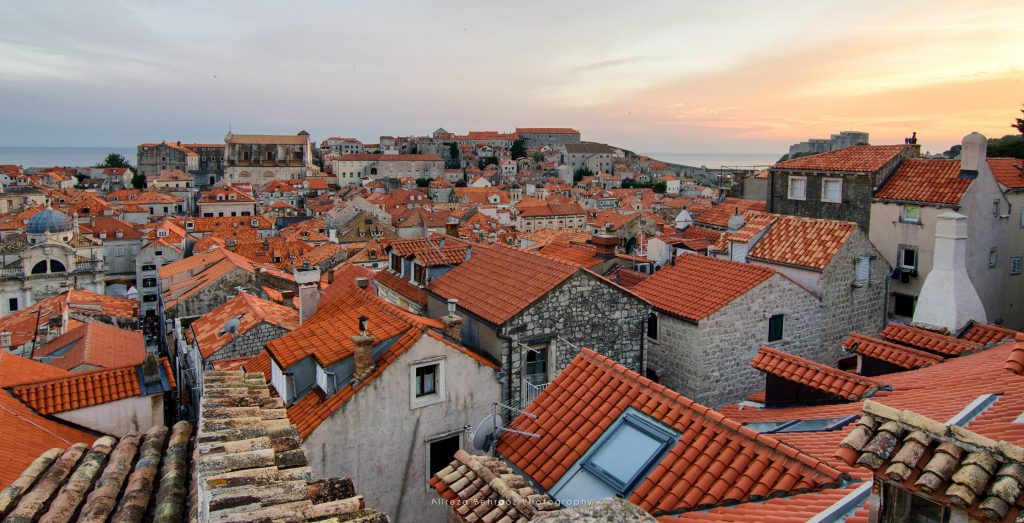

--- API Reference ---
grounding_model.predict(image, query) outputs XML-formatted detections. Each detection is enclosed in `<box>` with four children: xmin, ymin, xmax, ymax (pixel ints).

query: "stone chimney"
<box><xmin>959</xmin><ymin>132</ymin><xmax>987</xmax><ymax>179</ymax></box>
<box><xmin>352</xmin><ymin>315</ymin><xmax>375</xmax><ymax>380</ymax></box>
<box><xmin>142</xmin><ymin>353</ymin><xmax>162</xmax><ymax>385</ymax></box>
<box><xmin>293</xmin><ymin>262</ymin><xmax>322</xmax><ymax>324</ymax></box>
<box><xmin>912</xmin><ymin>211</ymin><xmax>986</xmax><ymax>332</ymax></box>
<box><xmin>441</xmin><ymin>299</ymin><xmax>463</xmax><ymax>343</ymax></box>
<box><xmin>727</xmin><ymin>207</ymin><xmax>745</xmax><ymax>232</ymax></box>
<box><xmin>593</xmin><ymin>232</ymin><xmax>618</xmax><ymax>259</ymax></box>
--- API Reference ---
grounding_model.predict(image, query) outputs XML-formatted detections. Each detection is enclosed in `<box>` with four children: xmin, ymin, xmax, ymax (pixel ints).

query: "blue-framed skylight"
<box><xmin>745</xmin><ymin>415</ymin><xmax>858</xmax><ymax>434</ymax></box>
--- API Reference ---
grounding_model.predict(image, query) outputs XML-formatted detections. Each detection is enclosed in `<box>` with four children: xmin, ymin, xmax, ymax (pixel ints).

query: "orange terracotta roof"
<box><xmin>989</xmin><ymin>157</ymin><xmax>1024</xmax><ymax>190</ymax></box>
<box><xmin>0</xmin><ymin>389</ymin><xmax>98</xmax><ymax>487</ymax></box>
<box><xmin>372</xmin><ymin>271</ymin><xmax>427</xmax><ymax>307</ymax></box>
<box><xmin>603</xmin><ymin>266</ymin><xmax>649</xmax><ymax>288</ymax></box>
<box><xmin>35</xmin><ymin>322</ymin><xmax>145</xmax><ymax>371</ymax></box>
<box><xmin>535</xmin><ymin>241</ymin><xmax>603</xmax><ymax>268</ymax></box>
<box><xmin>518</xmin><ymin>202</ymin><xmax>584</xmax><ymax>218</ymax></box>
<box><xmin>879</xmin><ymin>323</ymin><xmax>982</xmax><ymax>357</ymax></box>
<box><xmin>745</xmin><ymin>214</ymin><xmax>856</xmax><ymax>270</ymax></box>
<box><xmin>515</xmin><ymin>127</ymin><xmax>578</xmax><ymax>134</ymax></box>
<box><xmin>190</xmin><ymin>293</ymin><xmax>298</xmax><ymax>359</ymax></box>
<box><xmin>319</xmin><ymin>262</ymin><xmax>375</xmax><ymax>308</ymax></box>
<box><xmin>751</xmin><ymin>346</ymin><xmax>881</xmax><ymax>400</ymax></box>
<box><xmin>9</xmin><ymin>358</ymin><xmax>174</xmax><ymax>415</ymax></box>
<box><xmin>498</xmin><ymin>349</ymin><xmax>849</xmax><ymax>514</ymax></box>
<box><xmin>427</xmin><ymin>244</ymin><xmax>578</xmax><ymax>326</ymax></box>
<box><xmin>874</xmin><ymin>158</ymin><xmax>970</xmax><ymax>205</ymax></box>
<box><xmin>841</xmin><ymin>332</ymin><xmax>944</xmax><ymax>370</ymax></box>
<box><xmin>0</xmin><ymin>351</ymin><xmax>70</xmax><ymax>387</ymax></box>
<box><xmin>661</xmin><ymin>483</ymin><xmax>866</xmax><ymax>522</ymax></box>
<box><xmin>268</xmin><ymin>279</ymin><xmax>439</xmax><ymax>368</ymax></box>
<box><xmin>960</xmin><ymin>322</ymin><xmax>1019</xmax><ymax>345</ymax></box>
<box><xmin>632</xmin><ymin>254</ymin><xmax>775</xmax><ymax>322</ymax></box>
<box><xmin>1005</xmin><ymin>339</ymin><xmax>1024</xmax><ymax>376</ymax></box>
<box><xmin>692</xmin><ymin>198</ymin><xmax>767</xmax><ymax>229</ymax></box>
<box><xmin>773</xmin><ymin>145</ymin><xmax>910</xmax><ymax>173</ymax></box>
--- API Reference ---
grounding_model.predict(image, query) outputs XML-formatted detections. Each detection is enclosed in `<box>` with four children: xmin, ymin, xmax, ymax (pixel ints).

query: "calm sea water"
<box><xmin>642</xmin><ymin>152</ymin><xmax>783</xmax><ymax>169</ymax></box>
<box><xmin>0</xmin><ymin>146</ymin><xmax>137</xmax><ymax>168</ymax></box>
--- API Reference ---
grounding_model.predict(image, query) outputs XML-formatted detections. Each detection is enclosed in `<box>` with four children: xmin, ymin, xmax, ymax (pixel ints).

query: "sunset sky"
<box><xmin>1</xmin><ymin>0</ymin><xmax>1021</xmax><ymax>155</ymax></box>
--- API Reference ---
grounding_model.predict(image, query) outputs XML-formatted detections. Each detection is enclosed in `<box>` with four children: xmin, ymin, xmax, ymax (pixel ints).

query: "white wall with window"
<box><xmin>410</xmin><ymin>357</ymin><xmax>445</xmax><ymax>409</ymax></box>
<box><xmin>900</xmin><ymin>205</ymin><xmax>921</xmax><ymax>224</ymax></box>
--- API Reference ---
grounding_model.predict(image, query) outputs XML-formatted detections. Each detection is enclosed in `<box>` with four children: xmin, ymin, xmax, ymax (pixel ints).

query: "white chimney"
<box><xmin>959</xmin><ymin>132</ymin><xmax>987</xmax><ymax>179</ymax></box>
<box><xmin>292</xmin><ymin>262</ymin><xmax>322</xmax><ymax>324</ymax></box>
<box><xmin>912</xmin><ymin>211</ymin><xmax>986</xmax><ymax>332</ymax></box>
<box><xmin>674</xmin><ymin>208</ymin><xmax>693</xmax><ymax>230</ymax></box>
<box><xmin>727</xmin><ymin>207</ymin><xmax>745</xmax><ymax>232</ymax></box>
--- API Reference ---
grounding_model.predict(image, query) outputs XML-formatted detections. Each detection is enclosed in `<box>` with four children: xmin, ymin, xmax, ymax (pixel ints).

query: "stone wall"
<box><xmin>170</xmin><ymin>269</ymin><xmax>256</xmax><ymax>318</ymax></box>
<box><xmin>205</xmin><ymin>322</ymin><xmax>290</xmax><ymax>364</ymax></box>
<box><xmin>768</xmin><ymin>172</ymin><xmax>877</xmax><ymax>232</ymax></box>
<box><xmin>501</xmin><ymin>271</ymin><xmax>649</xmax><ymax>405</ymax></box>
<box><xmin>647</xmin><ymin>274</ymin><xmax>822</xmax><ymax>407</ymax></box>
<box><xmin>819</xmin><ymin>228</ymin><xmax>890</xmax><ymax>353</ymax></box>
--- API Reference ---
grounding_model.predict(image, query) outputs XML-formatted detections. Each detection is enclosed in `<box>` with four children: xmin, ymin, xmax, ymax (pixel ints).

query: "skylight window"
<box><xmin>549</xmin><ymin>408</ymin><xmax>677</xmax><ymax>505</ymax></box>
<box><xmin>745</xmin><ymin>415</ymin><xmax>857</xmax><ymax>434</ymax></box>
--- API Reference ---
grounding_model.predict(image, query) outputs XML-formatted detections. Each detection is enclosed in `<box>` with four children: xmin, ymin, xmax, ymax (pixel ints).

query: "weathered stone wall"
<box><xmin>205</xmin><ymin>322</ymin><xmax>290</xmax><ymax>363</ymax></box>
<box><xmin>170</xmin><ymin>269</ymin><xmax>256</xmax><ymax>318</ymax></box>
<box><xmin>768</xmin><ymin>172</ymin><xmax>876</xmax><ymax>232</ymax></box>
<box><xmin>501</xmin><ymin>271</ymin><xmax>649</xmax><ymax>405</ymax></box>
<box><xmin>647</xmin><ymin>273</ymin><xmax>822</xmax><ymax>407</ymax></box>
<box><xmin>819</xmin><ymin>228</ymin><xmax>890</xmax><ymax>353</ymax></box>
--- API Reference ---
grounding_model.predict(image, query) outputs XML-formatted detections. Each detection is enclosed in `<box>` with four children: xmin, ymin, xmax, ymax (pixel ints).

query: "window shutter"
<box><xmin>856</xmin><ymin>256</ymin><xmax>870</xmax><ymax>284</ymax></box>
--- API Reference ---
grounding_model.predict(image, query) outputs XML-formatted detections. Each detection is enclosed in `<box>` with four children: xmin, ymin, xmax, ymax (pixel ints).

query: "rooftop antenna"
<box><xmin>469</xmin><ymin>402</ymin><xmax>540</xmax><ymax>454</ymax></box>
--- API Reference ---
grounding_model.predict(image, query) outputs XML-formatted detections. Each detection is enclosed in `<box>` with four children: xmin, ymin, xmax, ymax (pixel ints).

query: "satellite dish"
<box><xmin>221</xmin><ymin>317</ymin><xmax>241</xmax><ymax>337</ymax></box>
<box><xmin>471</xmin><ymin>412</ymin><xmax>503</xmax><ymax>452</ymax></box>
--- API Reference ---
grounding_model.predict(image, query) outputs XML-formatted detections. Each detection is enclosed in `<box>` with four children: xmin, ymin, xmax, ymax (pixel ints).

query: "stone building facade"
<box><xmin>224</xmin><ymin>133</ymin><xmax>313</xmax><ymax>183</ymax></box>
<box><xmin>645</xmin><ymin>274</ymin><xmax>822</xmax><ymax>408</ymax></box>
<box><xmin>205</xmin><ymin>322</ymin><xmax>290</xmax><ymax>364</ymax></box>
<box><xmin>516</xmin><ymin>128</ymin><xmax>581</xmax><ymax>149</ymax></box>
<box><xmin>137</xmin><ymin>141</ymin><xmax>224</xmax><ymax>186</ymax></box>
<box><xmin>427</xmin><ymin>269</ymin><xmax>650</xmax><ymax>406</ymax></box>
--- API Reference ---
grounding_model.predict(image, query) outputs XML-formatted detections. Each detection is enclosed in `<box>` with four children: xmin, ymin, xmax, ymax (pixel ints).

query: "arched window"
<box><xmin>49</xmin><ymin>260</ymin><xmax>66</xmax><ymax>273</ymax></box>
<box><xmin>31</xmin><ymin>261</ymin><xmax>48</xmax><ymax>274</ymax></box>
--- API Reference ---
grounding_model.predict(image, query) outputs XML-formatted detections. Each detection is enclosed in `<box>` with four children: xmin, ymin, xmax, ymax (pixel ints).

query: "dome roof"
<box><xmin>27</xmin><ymin>208</ymin><xmax>72</xmax><ymax>234</ymax></box>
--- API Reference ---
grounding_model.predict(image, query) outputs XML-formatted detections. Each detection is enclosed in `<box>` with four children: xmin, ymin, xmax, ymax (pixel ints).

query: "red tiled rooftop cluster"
<box><xmin>773</xmin><ymin>145</ymin><xmax>910</xmax><ymax>173</ymax></box>
<box><xmin>842</xmin><ymin>332</ymin><xmax>944</xmax><ymax>370</ymax></box>
<box><xmin>632</xmin><ymin>254</ymin><xmax>774</xmax><ymax>322</ymax></box>
<box><xmin>874</xmin><ymin>158</ymin><xmax>971</xmax><ymax>205</ymax></box>
<box><xmin>751</xmin><ymin>346</ymin><xmax>882</xmax><ymax>400</ymax></box>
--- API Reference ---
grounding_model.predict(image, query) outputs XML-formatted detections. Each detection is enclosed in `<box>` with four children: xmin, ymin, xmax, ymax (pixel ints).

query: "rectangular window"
<box><xmin>901</xmin><ymin>205</ymin><xmax>921</xmax><ymax>224</ymax></box>
<box><xmin>768</xmin><ymin>314</ymin><xmax>784</xmax><ymax>342</ymax></box>
<box><xmin>646</xmin><ymin>313</ymin><xmax>658</xmax><ymax>340</ymax></box>
<box><xmin>821</xmin><ymin>178</ymin><xmax>842</xmax><ymax>203</ymax></box>
<box><xmin>893</xmin><ymin>293</ymin><xmax>916</xmax><ymax>318</ymax></box>
<box><xmin>143</xmin><ymin>277</ymin><xmax>157</xmax><ymax>288</ymax></box>
<box><xmin>1012</xmin><ymin>256</ymin><xmax>1022</xmax><ymax>275</ymax></box>
<box><xmin>415</xmin><ymin>364</ymin><xmax>437</xmax><ymax>397</ymax></box>
<box><xmin>989</xmin><ymin>247</ymin><xmax>998</xmax><ymax>268</ymax></box>
<box><xmin>142</xmin><ymin>294</ymin><xmax>158</xmax><ymax>303</ymax></box>
<box><xmin>854</xmin><ymin>255</ymin><xmax>871</xmax><ymax>286</ymax></box>
<box><xmin>883</xmin><ymin>483</ymin><xmax>949</xmax><ymax>523</ymax></box>
<box><xmin>115</xmin><ymin>246</ymin><xmax>125</xmax><ymax>257</ymax></box>
<box><xmin>141</xmin><ymin>264</ymin><xmax>157</xmax><ymax>272</ymax></box>
<box><xmin>8</xmin><ymin>298</ymin><xmax>18</xmax><ymax>312</ymax></box>
<box><xmin>428</xmin><ymin>435</ymin><xmax>461</xmax><ymax>479</ymax></box>
<box><xmin>787</xmin><ymin>176</ymin><xmax>806</xmax><ymax>200</ymax></box>
<box><xmin>898</xmin><ymin>245</ymin><xmax>918</xmax><ymax>271</ymax></box>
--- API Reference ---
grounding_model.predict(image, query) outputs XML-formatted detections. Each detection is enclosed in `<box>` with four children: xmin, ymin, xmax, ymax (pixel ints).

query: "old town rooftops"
<box><xmin>497</xmin><ymin>348</ymin><xmax>849</xmax><ymax>515</ymax></box>
<box><xmin>772</xmin><ymin>144</ymin><xmax>913</xmax><ymax>173</ymax></box>
<box><xmin>632</xmin><ymin>253</ymin><xmax>776</xmax><ymax>322</ymax></box>
<box><xmin>874</xmin><ymin>158</ymin><xmax>973</xmax><ymax>205</ymax></box>
<box><xmin>189</xmin><ymin>292</ymin><xmax>299</xmax><ymax>360</ymax></box>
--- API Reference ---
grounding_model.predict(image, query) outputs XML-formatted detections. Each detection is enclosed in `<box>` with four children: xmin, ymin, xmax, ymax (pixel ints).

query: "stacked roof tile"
<box><xmin>988</xmin><ymin>157</ymin><xmax>1024</xmax><ymax>190</ymax></box>
<box><xmin>837</xmin><ymin>400</ymin><xmax>1024</xmax><ymax>522</ymax></box>
<box><xmin>843</xmin><ymin>332</ymin><xmax>945</xmax><ymax>370</ymax></box>
<box><xmin>691</xmin><ymin>198</ymin><xmax>767</xmax><ymax>229</ymax></box>
<box><xmin>427</xmin><ymin>244</ymin><xmax>579</xmax><ymax>326</ymax></box>
<box><xmin>880</xmin><ymin>323</ymin><xmax>982</xmax><ymax>357</ymax></box>
<box><xmin>188</xmin><ymin>292</ymin><xmax>298</xmax><ymax>360</ymax></box>
<box><xmin>429</xmin><ymin>450</ymin><xmax>560</xmax><ymax>522</ymax></box>
<box><xmin>751</xmin><ymin>346</ymin><xmax>882</xmax><ymax>400</ymax></box>
<box><xmin>10</xmin><ymin>358</ymin><xmax>174</xmax><ymax>415</ymax></box>
<box><xmin>498</xmin><ymin>349</ymin><xmax>849</xmax><ymax>515</ymax></box>
<box><xmin>874</xmin><ymin>158</ymin><xmax>971</xmax><ymax>205</ymax></box>
<box><xmin>35</xmin><ymin>322</ymin><xmax>145</xmax><ymax>371</ymax></box>
<box><xmin>961</xmin><ymin>322</ymin><xmax>1019</xmax><ymax>346</ymax></box>
<box><xmin>632</xmin><ymin>253</ymin><xmax>775</xmax><ymax>322</ymax></box>
<box><xmin>745</xmin><ymin>214</ymin><xmax>856</xmax><ymax>270</ymax></box>
<box><xmin>773</xmin><ymin>145</ymin><xmax>911</xmax><ymax>173</ymax></box>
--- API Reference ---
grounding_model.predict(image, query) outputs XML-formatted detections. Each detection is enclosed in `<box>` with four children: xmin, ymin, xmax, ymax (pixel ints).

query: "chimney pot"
<box><xmin>352</xmin><ymin>317</ymin><xmax>375</xmax><ymax>379</ymax></box>
<box><xmin>442</xmin><ymin>299</ymin><xmax>463</xmax><ymax>343</ymax></box>
<box><xmin>355</xmin><ymin>277</ymin><xmax>369</xmax><ymax>289</ymax></box>
<box><xmin>959</xmin><ymin>132</ymin><xmax>987</xmax><ymax>179</ymax></box>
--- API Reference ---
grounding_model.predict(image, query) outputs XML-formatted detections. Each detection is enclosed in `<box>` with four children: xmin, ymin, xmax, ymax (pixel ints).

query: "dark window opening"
<box><xmin>525</xmin><ymin>348</ymin><xmax>548</xmax><ymax>386</ymax></box>
<box><xmin>8</xmin><ymin>298</ymin><xmax>18</xmax><ymax>312</ymax></box>
<box><xmin>646</xmin><ymin>313</ymin><xmax>658</xmax><ymax>340</ymax></box>
<box><xmin>428</xmin><ymin>435</ymin><xmax>461</xmax><ymax>478</ymax></box>
<box><xmin>893</xmin><ymin>293</ymin><xmax>917</xmax><ymax>318</ymax></box>
<box><xmin>768</xmin><ymin>314</ymin><xmax>784</xmax><ymax>342</ymax></box>
<box><xmin>30</xmin><ymin>261</ymin><xmax>48</xmax><ymax>274</ymax></box>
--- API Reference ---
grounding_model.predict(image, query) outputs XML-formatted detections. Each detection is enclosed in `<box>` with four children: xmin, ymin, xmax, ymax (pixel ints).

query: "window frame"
<box><xmin>1011</xmin><ymin>256</ymin><xmax>1022</xmax><ymax>276</ymax></box>
<box><xmin>820</xmin><ymin>178</ymin><xmax>842</xmax><ymax>203</ymax></box>
<box><xmin>898</xmin><ymin>245</ymin><xmax>918</xmax><ymax>272</ymax></box>
<box><xmin>573</xmin><ymin>409</ymin><xmax>678</xmax><ymax>496</ymax></box>
<box><xmin>787</xmin><ymin>175</ymin><xmax>807</xmax><ymax>201</ymax></box>
<box><xmin>900</xmin><ymin>205</ymin><xmax>921</xmax><ymax>224</ymax></box>
<box><xmin>854</xmin><ymin>255</ymin><xmax>871</xmax><ymax>287</ymax></box>
<box><xmin>410</xmin><ymin>357</ymin><xmax>445</xmax><ymax>409</ymax></box>
<box><xmin>989</xmin><ymin>247</ymin><xmax>998</xmax><ymax>268</ymax></box>
<box><xmin>646</xmin><ymin>312</ymin><xmax>659</xmax><ymax>341</ymax></box>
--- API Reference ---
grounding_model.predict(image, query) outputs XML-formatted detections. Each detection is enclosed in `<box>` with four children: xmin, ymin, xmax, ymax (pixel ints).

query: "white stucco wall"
<box><xmin>301</xmin><ymin>335</ymin><xmax>501</xmax><ymax>523</ymax></box>
<box><xmin>55</xmin><ymin>395</ymin><xmax>163</xmax><ymax>437</ymax></box>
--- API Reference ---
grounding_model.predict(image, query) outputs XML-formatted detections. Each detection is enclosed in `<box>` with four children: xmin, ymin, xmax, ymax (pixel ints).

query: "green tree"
<box><xmin>415</xmin><ymin>177</ymin><xmax>432</xmax><ymax>188</ymax></box>
<box><xmin>131</xmin><ymin>172</ymin><xmax>146</xmax><ymax>189</ymax></box>
<box><xmin>448</xmin><ymin>142</ymin><xmax>459</xmax><ymax>158</ymax></box>
<box><xmin>478</xmin><ymin>157</ymin><xmax>498</xmax><ymax>169</ymax></box>
<box><xmin>652</xmin><ymin>180</ymin><xmax>667</xmax><ymax>194</ymax></box>
<box><xmin>1014</xmin><ymin>104</ymin><xmax>1024</xmax><ymax>135</ymax></box>
<box><xmin>573</xmin><ymin>166</ymin><xmax>594</xmax><ymax>182</ymax></box>
<box><xmin>987</xmin><ymin>135</ymin><xmax>1024</xmax><ymax>159</ymax></box>
<box><xmin>532</xmin><ymin>152</ymin><xmax>544</xmax><ymax>163</ymax></box>
<box><xmin>510</xmin><ymin>139</ymin><xmax>527</xmax><ymax>159</ymax></box>
<box><xmin>95</xmin><ymin>153</ymin><xmax>131</xmax><ymax>169</ymax></box>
